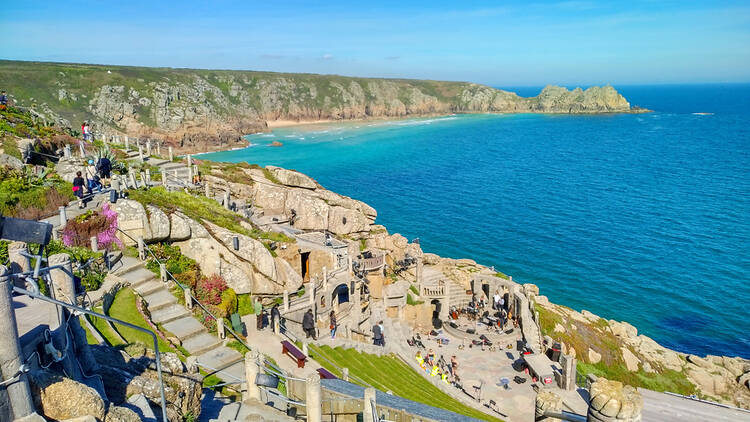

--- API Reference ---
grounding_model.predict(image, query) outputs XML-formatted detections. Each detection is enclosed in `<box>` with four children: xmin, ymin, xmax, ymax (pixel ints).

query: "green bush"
<box><xmin>78</xmin><ymin>270</ymin><xmax>105</xmax><ymax>291</ymax></box>
<box><xmin>217</xmin><ymin>288</ymin><xmax>238</xmax><ymax>318</ymax></box>
<box><xmin>237</xmin><ymin>294</ymin><xmax>254</xmax><ymax>315</ymax></box>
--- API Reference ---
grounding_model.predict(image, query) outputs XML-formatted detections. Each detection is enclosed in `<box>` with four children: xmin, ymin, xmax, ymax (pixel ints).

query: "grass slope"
<box><xmin>309</xmin><ymin>345</ymin><xmax>502</xmax><ymax>422</ymax></box>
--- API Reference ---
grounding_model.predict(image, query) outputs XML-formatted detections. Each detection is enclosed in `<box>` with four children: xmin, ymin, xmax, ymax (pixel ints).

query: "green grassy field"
<box><xmin>309</xmin><ymin>345</ymin><xmax>502</xmax><ymax>422</ymax></box>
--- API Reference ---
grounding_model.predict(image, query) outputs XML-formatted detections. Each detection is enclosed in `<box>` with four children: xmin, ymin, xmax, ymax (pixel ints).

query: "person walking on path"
<box><xmin>329</xmin><ymin>310</ymin><xmax>337</xmax><ymax>339</ymax></box>
<box><xmin>97</xmin><ymin>156</ymin><xmax>111</xmax><ymax>182</ymax></box>
<box><xmin>270</xmin><ymin>304</ymin><xmax>281</xmax><ymax>332</ymax></box>
<box><xmin>372</xmin><ymin>322</ymin><xmax>383</xmax><ymax>346</ymax></box>
<box><xmin>254</xmin><ymin>298</ymin><xmax>263</xmax><ymax>330</ymax></box>
<box><xmin>72</xmin><ymin>171</ymin><xmax>85</xmax><ymax>208</ymax></box>
<box><xmin>378</xmin><ymin>320</ymin><xmax>385</xmax><ymax>346</ymax></box>
<box><xmin>85</xmin><ymin>159</ymin><xmax>101</xmax><ymax>193</ymax></box>
<box><xmin>303</xmin><ymin>309</ymin><xmax>316</xmax><ymax>339</ymax></box>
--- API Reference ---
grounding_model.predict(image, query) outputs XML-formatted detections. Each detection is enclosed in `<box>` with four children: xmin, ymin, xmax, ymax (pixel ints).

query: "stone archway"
<box><xmin>430</xmin><ymin>299</ymin><xmax>443</xmax><ymax>329</ymax></box>
<box><xmin>332</xmin><ymin>283</ymin><xmax>350</xmax><ymax>312</ymax></box>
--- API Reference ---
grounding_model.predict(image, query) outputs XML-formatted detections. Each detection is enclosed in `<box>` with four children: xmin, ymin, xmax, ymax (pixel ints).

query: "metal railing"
<box><xmin>9</xmin><ymin>279</ymin><xmax>168</xmax><ymax>422</ymax></box>
<box><xmin>116</xmin><ymin>229</ymin><xmax>254</xmax><ymax>357</ymax></box>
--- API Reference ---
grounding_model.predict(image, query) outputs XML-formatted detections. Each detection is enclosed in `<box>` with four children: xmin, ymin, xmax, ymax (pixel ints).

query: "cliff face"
<box><xmin>0</xmin><ymin>60</ymin><xmax>638</xmax><ymax>152</ymax></box>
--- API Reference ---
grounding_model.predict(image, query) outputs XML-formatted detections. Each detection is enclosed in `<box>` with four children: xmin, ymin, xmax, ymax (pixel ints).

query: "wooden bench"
<box><xmin>316</xmin><ymin>368</ymin><xmax>337</xmax><ymax>379</ymax></box>
<box><xmin>281</xmin><ymin>340</ymin><xmax>307</xmax><ymax>368</ymax></box>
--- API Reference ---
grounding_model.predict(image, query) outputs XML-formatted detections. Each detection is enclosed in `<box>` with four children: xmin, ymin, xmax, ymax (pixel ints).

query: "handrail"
<box><xmin>115</xmin><ymin>229</ymin><xmax>254</xmax><ymax>356</ymax></box>
<box><xmin>11</xmin><ymin>284</ymin><xmax>168</xmax><ymax>422</ymax></box>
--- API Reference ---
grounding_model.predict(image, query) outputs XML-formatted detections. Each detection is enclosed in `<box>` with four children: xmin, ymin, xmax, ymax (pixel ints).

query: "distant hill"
<box><xmin>0</xmin><ymin>60</ymin><xmax>639</xmax><ymax>152</ymax></box>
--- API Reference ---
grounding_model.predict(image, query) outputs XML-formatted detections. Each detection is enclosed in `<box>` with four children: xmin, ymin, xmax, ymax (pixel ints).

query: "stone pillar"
<box><xmin>204</xmin><ymin>181</ymin><xmax>210</xmax><ymax>198</ymax></box>
<box><xmin>145</xmin><ymin>169</ymin><xmax>151</xmax><ymax>185</ymax></box>
<box><xmin>283</xmin><ymin>290</ymin><xmax>289</xmax><ymax>312</ymax></box>
<box><xmin>63</xmin><ymin>145</ymin><xmax>71</xmax><ymax>158</ymax></box>
<box><xmin>138</xmin><ymin>144</ymin><xmax>144</xmax><ymax>162</ymax></box>
<box><xmin>302</xmin><ymin>342</ymin><xmax>309</xmax><ymax>357</ymax></box>
<box><xmin>161</xmin><ymin>171</ymin><xmax>167</xmax><ymax>187</ymax></box>
<box><xmin>363</xmin><ymin>387</ymin><xmax>377</xmax><ymax>422</ymax></box>
<box><xmin>416</xmin><ymin>257</ymin><xmax>423</xmax><ymax>292</ymax></box>
<box><xmin>168</xmin><ymin>146</ymin><xmax>174</xmax><ymax>161</ymax></box>
<box><xmin>185</xmin><ymin>288</ymin><xmax>193</xmax><ymax>309</ymax></box>
<box><xmin>146</xmin><ymin>140</ymin><xmax>152</xmax><ymax>157</ymax></box>
<box><xmin>244</xmin><ymin>351</ymin><xmax>261</xmax><ymax>402</ymax></box>
<box><xmin>137</xmin><ymin>236</ymin><xmax>145</xmax><ymax>260</ymax></box>
<box><xmin>348</xmin><ymin>256</ymin><xmax>353</xmax><ymax>278</ymax></box>
<box><xmin>156</xmin><ymin>141</ymin><xmax>161</xmax><ymax>157</ymax></box>
<box><xmin>139</xmin><ymin>172</ymin><xmax>147</xmax><ymax>187</ymax></box>
<box><xmin>588</xmin><ymin>378</ymin><xmax>642</xmax><ymax>422</ymax></box>
<box><xmin>535</xmin><ymin>390</ymin><xmax>563</xmax><ymax>421</ymax></box>
<box><xmin>224</xmin><ymin>190</ymin><xmax>231</xmax><ymax>210</ymax></box>
<box><xmin>187</xmin><ymin>154</ymin><xmax>192</xmax><ymax>168</ymax></box>
<box><xmin>305</xmin><ymin>375</ymin><xmax>322</xmax><ymax>422</ymax></box>
<box><xmin>129</xmin><ymin>172</ymin><xmax>138</xmax><ymax>189</ymax></box>
<box><xmin>8</xmin><ymin>242</ymin><xmax>31</xmax><ymax>277</ymax></box>
<box><xmin>47</xmin><ymin>254</ymin><xmax>84</xmax><ymax>377</ymax></box>
<box><xmin>78</xmin><ymin>142</ymin><xmax>85</xmax><ymax>157</ymax></box>
<box><xmin>110</xmin><ymin>177</ymin><xmax>121</xmax><ymax>195</ymax></box>
<box><xmin>0</xmin><ymin>265</ymin><xmax>36</xmax><ymax>419</ymax></box>
<box><xmin>159</xmin><ymin>263</ymin><xmax>167</xmax><ymax>283</ymax></box>
<box><xmin>90</xmin><ymin>236</ymin><xmax>98</xmax><ymax>252</ymax></box>
<box><xmin>342</xmin><ymin>367</ymin><xmax>349</xmax><ymax>382</ymax></box>
<box><xmin>217</xmin><ymin>317</ymin><xmax>225</xmax><ymax>339</ymax></box>
<box><xmin>560</xmin><ymin>354</ymin><xmax>577</xmax><ymax>390</ymax></box>
<box><xmin>59</xmin><ymin>206</ymin><xmax>68</xmax><ymax>226</ymax></box>
<box><xmin>124</xmin><ymin>136</ymin><xmax>129</xmax><ymax>151</ymax></box>
<box><xmin>187</xmin><ymin>165</ymin><xmax>193</xmax><ymax>185</ymax></box>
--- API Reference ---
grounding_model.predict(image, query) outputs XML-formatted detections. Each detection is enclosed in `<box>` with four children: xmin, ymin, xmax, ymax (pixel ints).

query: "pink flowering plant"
<box><xmin>62</xmin><ymin>204</ymin><xmax>123</xmax><ymax>250</ymax></box>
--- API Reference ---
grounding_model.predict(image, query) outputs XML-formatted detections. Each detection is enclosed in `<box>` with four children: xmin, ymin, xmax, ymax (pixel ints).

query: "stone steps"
<box><xmin>162</xmin><ymin>316</ymin><xmax>206</xmax><ymax>341</ymax></box>
<box><xmin>150</xmin><ymin>304</ymin><xmax>191</xmax><ymax>325</ymax></box>
<box><xmin>142</xmin><ymin>289</ymin><xmax>178</xmax><ymax>311</ymax></box>
<box><xmin>182</xmin><ymin>332</ymin><xmax>223</xmax><ymax>356</ymax></box>
<box><xmin>132</xmin><ymin>280</ymin><xmax>164</xmax><ymax>297</ymax></box>
<box><xmin>195</xmin><ymin>347</ymin><xmax>244</xmax><ymax>374</ymax></box>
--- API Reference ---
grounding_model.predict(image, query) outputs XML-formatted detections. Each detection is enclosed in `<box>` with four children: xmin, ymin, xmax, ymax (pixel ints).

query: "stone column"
<box><xmin>146</xmin><ymin>140</ymin><xmax>152</xmax><ymax>157</ymax></box>
<box><xmin>124</xmin><ymin>136</ymin><xmax>129</xmax><ymax>151</ymax></box>
<box><xmin>363</xmin><ymin>387</ymin><xmax>377</xmax><ymax>422</ymax></box>
<box><xmin>535</xmin><ymin>390</ymin><xmax>563</xmax><ymax>421</ymax></box>
<box><xmin>110</xmin><ymin>178</ymin><xmax>121</xmax><ymax>195</ymax></box>
<box><xmin>416</xmin><ymin>256</ymin><xmax>423</xmax><ymax>292</ymax></box>
<box><xmin>244</xmin><ymin>351</ymin><xmax>261</xmax><ymax>402</ymax></box>
<box><xmin>161</xmin><ymin>171</ymin><xmax>167</xmax><ymax>187</ymax></box>
<box><xmin>59</xmin><ymin>206</ymin><xmax>68</xmax><ymax>226</ymax></box>
<box><xmin>187</xmin><ymin>165</ymin><xmax>193</xmax><ymax>185</ymax></box>
<box><xmin>78</xmin><ymin>142</ymin><xmax>85</xmax><ymax>157</ymax></box>
<box><xmin>145</xmin><ymin>169</ymin><xmax>151</xmax><ymax>186</ymax></box>
<box><xmin>8</xmin><ymin>242</ymin><xmax>31</xmax><ymax>277</ymax></box>
<box><xmin>588</xmin><ymin>378</ymin><xmax>642</xmax><ymax>422</ymax></box>
<box><xmin>305</xmin><ymin>375</ymin><xmax>322</xmax><ymax>422</ymax></box>
<box><xmin>90</xmin><ymin>236</ymin><xmax>98</xmax><ymax>252</ymax></box>
<box><xmin>156</xmin><ymin>141</ymin><xmax>161</xmax><ymax>157</ymax></box>
<box><xmin>560</xmin><ymin>354</ymin><xmax>577</xmax><ymax>391</ymax></box>
<box><xmin>129</xmin><ymin>172</ymin><xmax>138</xmax><ymax>189</ymax></box>
<box><xmin>187</xmin><ymin>154</ymin><xmax>192</xmax><ymax>168</ymax></box>
<box><xmin>137</xmin><ymin>236</ymin><xmax>145</xmax><ymax>260</ymax></box>
<box><xmin>139</xmin><ymin>172</ymin><xmax>147</xmax><ymax>187</ymax></box>
<box><xmin>301</xmin><ymin>342</ymin><xmax>309</xmax><ymax>357</ymax></box>
<box><xmin>224</xmin><ymin>190</ymin><xmax>231</xmax><ymax>210</ymax></box>
<box><xmin>217</xmin><ymin>317</ymin><xmax>225</xmax><ymax>339</ymax></box>
<box><xmin>204</xmin><ymin>181</ymin><xmax>210</xmax><ymax>198</ymax></box>
<box><xmin>342</xmin><ymin>367</ymin><xmax>349</xmax><ymax>382</ymax></box>
<box><xmin>168</xmin><ymin>146</ymin><xmax>174</xmax><ymax>162</ymax></box>
<box><xmin>63</xmin><ymin>145</ymin><xmax>71</xmax><ymax>158</ymax></box>
<box><xmin>0</xmin><ymin>265</ymin><xmax>36</xmax><ymax>419</ymax></box>
<box><xmin>159</xmin><ymin>263</ymin><xmax>167</xmax><ymax>283</ymax></box>
<box><xmin>185</xmin><ymin>288</ymin><xmax>193</xmax><ymax>309</ymax></box>
<box><xmin>138</xmin><ymin>144</ymin><xmax>144</xmax><ymax>162</ymax></box>
<box><xmin>348</xmin><ymin>256</ymin><xmax>353</xmax><ymax>278</ymax></box>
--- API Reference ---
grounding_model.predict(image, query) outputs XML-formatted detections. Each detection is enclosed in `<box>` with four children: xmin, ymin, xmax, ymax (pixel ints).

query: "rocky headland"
<box><xmin>0</xmin><ymin>60</ymin><xmax>648</xmax><ymax>154</ymax></box>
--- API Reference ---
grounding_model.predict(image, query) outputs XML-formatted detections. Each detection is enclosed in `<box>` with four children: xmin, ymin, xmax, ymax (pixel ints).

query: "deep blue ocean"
<box><xmin>199</xmin><ymin>84</ymin><xmax>750</xmax><ymax>359</ymax></box>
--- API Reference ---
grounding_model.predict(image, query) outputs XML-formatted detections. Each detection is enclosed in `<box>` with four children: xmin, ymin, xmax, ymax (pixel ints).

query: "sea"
<box><xmin>199</xmin><ymin>84</ymin><xmax>750</xmax><ymax>359</ymax></box>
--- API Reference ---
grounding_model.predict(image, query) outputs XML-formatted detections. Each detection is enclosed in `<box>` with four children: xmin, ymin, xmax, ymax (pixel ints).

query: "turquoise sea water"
<box><xmin>200</xmin><ymin>84</ymin><xmax>750</xmax><ymax>359</ymax></box>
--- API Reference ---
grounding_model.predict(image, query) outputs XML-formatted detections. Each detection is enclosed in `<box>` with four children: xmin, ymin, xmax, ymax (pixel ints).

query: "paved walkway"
<box><xmin>641</xmin><ymin>389</ymin><xmax>750</xmax><ymax>421</ymax></box>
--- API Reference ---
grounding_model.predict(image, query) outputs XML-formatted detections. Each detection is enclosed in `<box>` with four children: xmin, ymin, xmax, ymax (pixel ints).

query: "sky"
<box><xmin>2</xmin><ymin>1</ymin><xmax>749</xmax><ymax>86</ymax></box>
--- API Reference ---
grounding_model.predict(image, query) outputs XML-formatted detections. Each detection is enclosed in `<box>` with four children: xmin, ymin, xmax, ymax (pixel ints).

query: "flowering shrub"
<box><xmin>145</xmin><ymin>243</ymin><xmax>199</xmax><ymax>282</ymax></box>
<box><xmin>62</xmin><ymin>204</ymin><xmax>122</xmax><ymax>250</ymax></box>
<box><xmin>195</xmin><ymin>274</ymin><xmax>228</xmax><ymax>306</ymax></box>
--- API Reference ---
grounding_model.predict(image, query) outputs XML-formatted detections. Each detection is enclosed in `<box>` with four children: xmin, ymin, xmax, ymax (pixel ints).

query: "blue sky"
<box><xmin>2</xmin><ymin>1</ymin><xmax>749</xmax><ymax>86</ymax></box>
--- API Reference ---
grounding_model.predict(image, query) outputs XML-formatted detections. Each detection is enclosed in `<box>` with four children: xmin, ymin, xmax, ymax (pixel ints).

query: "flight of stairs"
<box><xmin>115</xmin><ymin>262</ymin><xmax>246</xmax><ymax>384</ymax></box>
